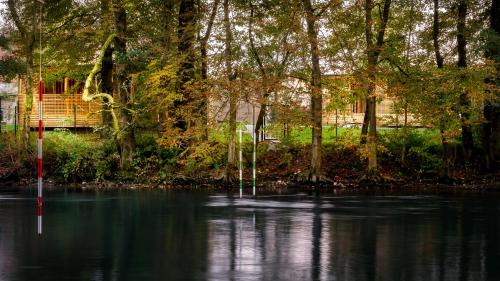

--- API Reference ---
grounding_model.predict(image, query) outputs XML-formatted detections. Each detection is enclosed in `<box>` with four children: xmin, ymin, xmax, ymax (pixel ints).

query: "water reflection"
<box><xmin>0</xmin><ymin>191</ymin><xmax>499</xmax><ymax>281</ymax></box>
<box><xmin>204</xmin><ymin>195</ymin><xmax>500</xmax><ymax>281</ymax></box>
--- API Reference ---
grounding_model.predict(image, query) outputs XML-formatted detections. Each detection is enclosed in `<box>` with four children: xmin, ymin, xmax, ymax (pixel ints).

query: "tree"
<box><xmin>6</xmin><ymin>0</ymin><xmax>41</xmax><ymax>148</ymax></box>
<box><xmin>247</xmin><ymin>0</ymin><xmax>294</xmax><ymax>142</ymax></box>
<box><xmin>432</xmin><ymin>0</ymin><xmax>453</xmax><ymax>178</ymax></box>
<box><xmin>163</xmin><ymin>0</ymin><xmax>175</xmax><ymax>59</ymax></box>
<box><xmin>112</xmin><ymin>0</ymin><xmax>135</xmax><ymax>169</ymax></box>
<box><xmin>223</xmin><ymin>0</ymin><xmax>238</xmax><ymax>182</ymax></box>
<box><xmin>457</xmin><ymin>0</ymin><xmax>474</xmax><ymax>161</ymax></box>
<box><xmin>100</xmin><ymin>0</ymin><xmax>115</xmax><ymax>137</ymax></box>
<box><xmin>301</xmin><ymin>0</ymin><xmax>327</xmax><ymax>182</ymax></box>
<box><xmin>362</xmin><ymin>0</ymin><xmax>392</xmax><ymax>174</ymax></box>
<box><xmin>482</xmin><ymin>0</ymin><xmax>500</xmax><ymax>171</ymax></box>
<box><xmin>175</xmin><ymin>0</ymin><xmax>198</xmax><ymax>132</ymax></box>
<box><xmin>199</xmin><ymin>0</ymin><xmax>220</xmax><ymax>140</ymax></box>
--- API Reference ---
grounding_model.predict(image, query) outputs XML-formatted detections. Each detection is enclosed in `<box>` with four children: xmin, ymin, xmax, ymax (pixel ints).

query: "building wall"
<box><xmin>0</xmin><ymin>81</ymin><xmax>18</xmax><ymax>125</ymax></box>
<box><xmin>209</xmin><ymin>77</ymin><xmax>416</xmax><ymax>128</ymax></box>
<box><xmin>15</xmin><ymin>75</ymin><xmax>415</xmax><ymax>129</ymax></box>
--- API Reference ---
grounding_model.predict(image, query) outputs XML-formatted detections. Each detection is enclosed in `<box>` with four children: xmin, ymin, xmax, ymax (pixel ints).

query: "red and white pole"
<box><xmin>37</xmin><ymin>0</ymin><xmax>44</xmax><ymax>235</ymax></box>
<box><xmin>37</xmin><ymin>80</ymin><xmax>43</xmax><ymax>235</ymax></box>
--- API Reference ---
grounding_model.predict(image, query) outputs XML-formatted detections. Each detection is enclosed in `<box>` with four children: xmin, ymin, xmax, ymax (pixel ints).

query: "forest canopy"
<box><xmin>1</xmin><ymin>0</ymin><xmax>499</xmax><ymax>183</ymax></box>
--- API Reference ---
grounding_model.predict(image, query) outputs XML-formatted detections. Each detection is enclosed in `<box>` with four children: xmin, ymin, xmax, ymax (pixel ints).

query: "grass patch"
<box><xmin>289</xmin><ymin>126</ymin><xmax>362</xmax><ymax>144</ymax></box>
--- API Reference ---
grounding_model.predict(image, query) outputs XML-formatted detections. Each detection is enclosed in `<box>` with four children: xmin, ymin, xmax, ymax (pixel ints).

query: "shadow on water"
<box><xmin>0</xmin><ymin>189</ymin><xmax>499</xmax><ymax>281</ymax></box>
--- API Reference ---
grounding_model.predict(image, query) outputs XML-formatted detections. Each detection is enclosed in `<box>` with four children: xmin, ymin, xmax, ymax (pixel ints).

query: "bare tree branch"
<box><xmin>201</xmin><ymin>0</ymin><xmax>220</xmax><ymax>44</ymax></box>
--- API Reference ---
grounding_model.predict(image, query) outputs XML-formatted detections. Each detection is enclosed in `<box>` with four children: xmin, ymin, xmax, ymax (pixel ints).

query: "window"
<box><xmin>68</xmin><ymin>79</ymin><xmax>83</xmax><ymax>94</ymax></box>
<box><xmin>43</xmin><ymin>83</ymin><xmax>52</xmax><ymax>95</ymax></box>
<box><xmin>55</xmin><ymin>80</ymin><xmax>64</xmax><ymax>94</ymax></box>
<box><xmin>352</xmin><ymin>98</ymin><xmax>365</xmax><ymax>113</ymax></box>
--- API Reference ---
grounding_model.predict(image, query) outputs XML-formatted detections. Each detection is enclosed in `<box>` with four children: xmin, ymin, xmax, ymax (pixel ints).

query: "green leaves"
<box><xmin>0</xmin><ymin>57</ymin><xmax>25</xmax><ymax>81</ymax></box>
<box><xmin>482</xmin><ymin>28</ymin><xmax>500</xmax><ymax>62</ymax></box>
<box><xmin>391</xmin><ymin>64</ymin><xmax>495</xmax><ymax>140</ymax></box>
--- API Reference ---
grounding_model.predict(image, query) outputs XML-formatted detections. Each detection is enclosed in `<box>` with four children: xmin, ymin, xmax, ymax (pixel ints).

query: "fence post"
<box><xmin>73</xmin><ymin>104</ymin><xmax>77</xmax><ymax>133</ymax></box>
<box><xmin>335</xmin><ymin>109</ymin><xmax>338</xmax><ymax>139</ymax></box>
<box><xmin>14</xmin><ymin>105</ymin><xmax>17</xmax><ymax>135</ymax></box>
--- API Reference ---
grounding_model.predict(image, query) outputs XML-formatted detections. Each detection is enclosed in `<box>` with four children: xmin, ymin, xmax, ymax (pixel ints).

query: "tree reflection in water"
<box><xmin>0</xmin><ymin>191</ymin><xmax>499</xmax><ymax>281</ymax></box>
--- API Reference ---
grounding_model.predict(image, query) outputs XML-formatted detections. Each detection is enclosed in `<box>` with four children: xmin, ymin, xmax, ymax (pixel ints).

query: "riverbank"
<box><xmin>4</xmin><ymin>172</ymin><xmax>500</xmax><ymax>195</ymax></box>
<box><xmin>2</xmin><ymin>130</ymin><xmax>499</xmax><ymax>193</ymax></box>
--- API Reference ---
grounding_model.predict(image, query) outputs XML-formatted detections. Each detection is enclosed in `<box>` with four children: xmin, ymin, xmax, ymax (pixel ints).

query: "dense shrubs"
<box><xmin>44</xmin><ymin>129</ymin><xmax>118</xmax><ymax>182</ymax></box>
<box><xmin>0</xmin><ymin>126</ymin><xmax>469</xmax><ymax>184</ymax></box>
<box><xmin>41</xmin><ymin>131</ymin><xmax>230</xmax><ymax>183</ymax></box>
<box><xmin>380</xmin><ymin>129</ymin><xmax>442</xmax><ymax>174</ymax></box>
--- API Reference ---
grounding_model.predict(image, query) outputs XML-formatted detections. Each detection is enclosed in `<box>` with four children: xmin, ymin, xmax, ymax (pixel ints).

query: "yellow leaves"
<box><xmin>141</xmin><ymin>61</ymin><xmax>181</xmax><ymax>108</ymax></box>
<box><xmin>157</xmin><ymin>127</ymin><xmax>187</xmax><ymax>149</ymax></box>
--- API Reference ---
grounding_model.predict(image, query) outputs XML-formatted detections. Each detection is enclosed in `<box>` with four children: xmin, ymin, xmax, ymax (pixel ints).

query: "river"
<box><xmin>0</xmin><ymin>188</ymin><xmax>499</xmax><ymax>280</ymax></box>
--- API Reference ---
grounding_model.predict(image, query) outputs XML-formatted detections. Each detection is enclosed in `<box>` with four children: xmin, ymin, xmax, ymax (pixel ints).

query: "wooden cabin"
<box><xmin>18</xmin><ymin>78</ymin><xmax>101</xmax><ymax>128</ymax></box>
<box><xmin>17</xmin><ymin>74</ymin><xmax>413</xmax><ymax>130</ymax></box>
<box><xmin>321</xmin><ymin>75</ymin><xmax>416</xmax><ymax>127</ymax></box>
<box><xmin>209</xmin><ymin>75</ymin><xmax>415</xmax><ymax>128</ymax></box>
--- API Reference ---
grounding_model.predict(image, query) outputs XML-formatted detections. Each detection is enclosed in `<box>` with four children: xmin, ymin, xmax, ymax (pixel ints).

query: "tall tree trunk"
<box><xmin>366</xmin><ymin>77</ymin><xmax>377</xmax><ymax>173</ymax></box>
<box><xmin>361</xmin><ymin>102</ymin><xmax>369</xmax><ymax>144</ymax></box>
<box><xmin>157</xmin><ymin>0</ymin><xmax>175</xmax><ymax>131</ymax></box>
<box><xmin>433</xmin><ymin>0</ymin><xmax>453</xmax><ymax>179</ymax></box>
<box><xmin>433</xmin><ymin>0</ymin><xmax>444</xmax><ymax>69</ymax></box>
<box><xmin>302</xmin><ymin>0</ymin><xmax>322</xmax><ymax>182</ymax></box>
<box><xmin>23</xmin><ymin>50</ymin><xmax>34</xmax><ymax>149</ymax></box>
<box><xmin>457</xmin><ymin>0</ymin><xmax>473</xmax><ymax>162</ymax></box>
<box><xmin>100</xmin><ymin>0</ymin><xmax>113</xmax><ymax>137</ymax></box>
<box><xmin>163</xmin><ymin>0</ymin><xmax>174</xmax><ymax>57</ymax></box>
<box><xmin>483</xmin><ymin>0</ymin><xmax>500</xmax><ymax>171</ymax></box>
<box><xmin>199</xmin><ymin>0</ymin><xmax>219</xmax><ymax>81</ymax></box>
<box><xmin>224</xmin><ymin>0</ymin><xmax>237</xmax><ymax>182</ymax></box>
<box><xmin>176</xmin><ymin>0</ymin><xmax>197</xmax><ymax>132</ymax></box>
<box><xmin>363</xmin><ymin>0</ymin><xmax>391</xmax><ymax>174</ymax></box>
<box><xmin>199</xmin><ymin>0</ymin><xmax>219</xmax><ymax>140</ymax></box>
<box><xmin>254</xmin><ymin>101</ymin><xmax>267</xmax><ymax>141</ymax></box>
<box><xmin>113</xmin><ymin>0</ymin><xmax>135</xmax><ymax>169</ymax></box>
<box><xmin>100</xmin><ymin>46</ymin><xmax>114</xmax><ymax>138</ymax></box>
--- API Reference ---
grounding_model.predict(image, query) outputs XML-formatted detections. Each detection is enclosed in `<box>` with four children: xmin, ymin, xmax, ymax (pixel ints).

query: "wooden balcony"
<box><xmin>19</xmin><ymin>92</ymin><xmax>102</xmax><ymax>128</ymax></box>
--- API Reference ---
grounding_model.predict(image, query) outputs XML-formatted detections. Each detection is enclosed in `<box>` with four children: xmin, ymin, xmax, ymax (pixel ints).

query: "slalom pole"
<box><xmin>37</xmin><ymin>80</ymin><xmax>43</xmax><ymax>235</ymax></box>
<box><xmin>37</xmin><ymin>0</ymin><xmax>44</xmax><ymax>235</ymax></box>
<box><xmin>252</xmin><ymin>107</ymin><xmax>256</xmax><ymax>196</ymax></box>
<box><xmin>239</xmin><ymin>128</ymin><xmax>243</xmax><ymax>198</ymax></box>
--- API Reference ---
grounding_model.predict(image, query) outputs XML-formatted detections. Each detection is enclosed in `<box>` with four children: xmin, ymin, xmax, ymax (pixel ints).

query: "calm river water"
<box><xmin>0</xmin><ymin>188</ymin><xmax>499</xmax><ymax>281</ymax></box>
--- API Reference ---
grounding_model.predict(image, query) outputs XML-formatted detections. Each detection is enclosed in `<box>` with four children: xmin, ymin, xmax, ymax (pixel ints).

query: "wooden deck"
<box><xmin>18</xmin><ymin>89</ymin><xmax>102</xmax><ymax>128</ymax></box>
<box><xmin>323</xmin><ymin>112</ymin><xmax>417</xmax><ymax>127</ymax></box>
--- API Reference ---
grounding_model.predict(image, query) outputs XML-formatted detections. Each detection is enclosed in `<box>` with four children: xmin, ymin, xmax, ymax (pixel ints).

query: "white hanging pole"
<box><xmin>252</xmin><ymin>106</ymin><xmax>256</xmax><ymax>196</ymax></box>
<box><xmin>36</xmin><ymin>0</ymin><xmax>45</xmax><ymax>235</ymax></box>
<box><xmin>239</xmin><ymin>128</ymin><xmax>243</xmax><ymax>198</ymax></box>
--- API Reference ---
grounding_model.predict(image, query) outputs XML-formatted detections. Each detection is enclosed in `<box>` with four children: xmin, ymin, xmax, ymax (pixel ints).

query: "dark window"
<box><xmin>77</xmin><ymin>82</ymin><xmax>84</xmax><ymax>95</ymax></box>
<box><xmin>352</xmin><ymin>98</ymin><xmax>365</xmax><ymax>113</ymax></box>
<box><xmin>55</xmin><ymin>80</ymin><xmax>64</xmax><ymax>94</ymax></box>
<box><xmin>43</xmin><ymin>83</ymin><xmax>53</xmax><ymax>95</ymax></box>
<box><xmin>69</xmin><ymin>79</ymin><xmax>76</xmax><ymax>94</ymax></box>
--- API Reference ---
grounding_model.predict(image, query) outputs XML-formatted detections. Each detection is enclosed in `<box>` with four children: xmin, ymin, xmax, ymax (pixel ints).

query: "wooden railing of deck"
<box><xmin>18</xmin><ymin>81</ymin><xmax>102</xmax><ymax>128</ymax></box>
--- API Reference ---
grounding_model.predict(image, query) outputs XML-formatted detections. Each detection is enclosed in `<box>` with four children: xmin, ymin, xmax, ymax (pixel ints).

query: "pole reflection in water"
<box><xmin>0</xmin><ymin>191</ymin><xmax>499</xmax><ymax>281</ymax></box>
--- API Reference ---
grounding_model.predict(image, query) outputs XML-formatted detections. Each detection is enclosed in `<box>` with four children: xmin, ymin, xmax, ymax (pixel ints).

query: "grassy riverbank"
<box><xmin>0</xmin><ymin>127</ymin><xmax>498</xmax><ymax>190</ymax></box>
